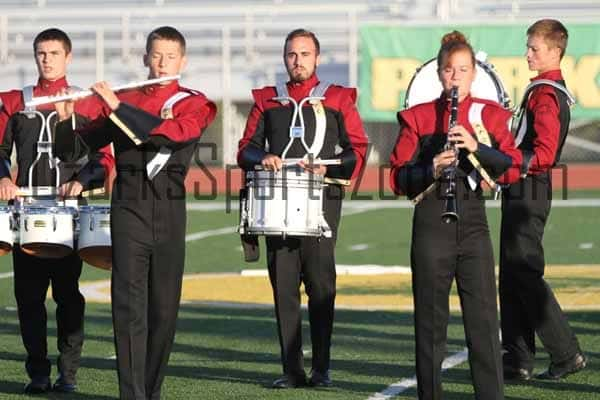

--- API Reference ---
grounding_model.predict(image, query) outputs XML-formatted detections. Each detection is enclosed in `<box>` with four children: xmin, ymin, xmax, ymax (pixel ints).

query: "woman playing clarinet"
<box><xmin>389</xmin><ymin>31</ymin><xmax>521</xmax><ymax>400</ymax></box>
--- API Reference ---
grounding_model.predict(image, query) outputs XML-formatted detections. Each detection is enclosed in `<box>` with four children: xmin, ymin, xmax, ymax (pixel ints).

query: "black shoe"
<box><xmin>503</xmin><ymin>364</ymin><xmax>533</xmax><ymax>381</ymax></box>
<box><xmin>537</xmin><ymin>352</ymin><xmax>587</xmax><ymax>380</ymax></box>
<box><xmin>53</xmin><ymin>374</ymin><xmax>77</xmax><ymax>393</ymax></box>
<box><xmin>271</xmin><ymin>374</ymin><xmax>307</xmax><ymax>389</ymax></box>
<box><xmin>24</xmin><ymin>376</ymin><xmax>51</xmax><ymax>394</ymax></box>
<box><xmin>309</xmin><ymin>370</ymin><xmax>332</xmax><ymax>387</ymax></box>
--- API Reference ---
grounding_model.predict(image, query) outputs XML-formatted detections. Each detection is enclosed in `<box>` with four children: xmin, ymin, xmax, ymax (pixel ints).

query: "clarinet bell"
<box><xmin>441</xmin><ymin>195</ymin><xmax>458</xmax><ymax>224</ymax></box>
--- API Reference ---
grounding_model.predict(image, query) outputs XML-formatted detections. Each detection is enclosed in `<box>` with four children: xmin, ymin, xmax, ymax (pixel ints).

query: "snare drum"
<box><xmin>240</xmin><ymin>168</ymin><xmax>331</xmax><ymax>237</ymax></box>
<box><xmin>0</xmin><ymin>207</ymin><xmax>14</xmax><ymax>256</ymax></box>
<box><xmin>19</xmin><ymin>206</ymin><xmax>75</xmax><ymax>258</ymax></box>
<box><xmin>77</xmin><ymin>206</ymin><xmax>111</xmax><ymax>270</ymax></box>
<box><xmin>405</xmin><ymin>58</ymin><xmax>510</xmax><ymax>108</ymax></box>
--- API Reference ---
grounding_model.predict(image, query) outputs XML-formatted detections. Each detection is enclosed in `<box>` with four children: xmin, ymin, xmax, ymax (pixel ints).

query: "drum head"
<box><xmin>404</xmin><ymin>58</ymin><xmax>509</xmax><ymax>108</ymax></box>
<box><xmin>20</xmin><ymin>243</ymin><xmax>73</xmax><ymax>259</ymax></box>
<box><xmin>79</xmin><ymin>247</ymin><xmax>112</xmax><ymax>270</ymax></box>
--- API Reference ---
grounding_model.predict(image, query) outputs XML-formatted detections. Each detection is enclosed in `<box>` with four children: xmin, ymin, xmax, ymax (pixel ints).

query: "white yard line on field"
<box><xmin>183</xmin><ymin>205</ymin><xmax>377</xmax><ymax>243</ymax></box>
<box><xmin>241</xmin><ymin>265</ymin><xmax>411</xmax><ymax>276</ymax></box>
<box><xmin>0</xmin><ymin>272</ymin><xmax>13</xmax><ymax>279</ymax></box>
<box><xmin>185</xmin><ymin>226</ymin><xmax>237</xmax><ymax>241</ymax></box>
<box><xmin>366</xmin><ymin>348</ymin><xmax>469</xmax><ymax>400</ymax></box>
<box><xmin>186</xmin><ymin>198</ymin><xmax>600</xmax><ymax>212</ymax></box>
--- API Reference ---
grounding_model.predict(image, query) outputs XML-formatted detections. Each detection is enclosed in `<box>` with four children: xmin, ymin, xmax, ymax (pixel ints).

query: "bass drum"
<box><xmin>404</xmin><ymin>58</ymin><xmax>510</xmax><ymax>109</ymax></box>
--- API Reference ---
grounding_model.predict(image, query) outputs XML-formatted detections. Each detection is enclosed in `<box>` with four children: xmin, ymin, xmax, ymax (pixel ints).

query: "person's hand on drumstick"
<box><xmin>261</xmin><ymin>154</ymin><xmax>283</xmax><ymax>171</ymax></box>
<box><xmin>58</xmin><ymin>180</ymin><xmax>83</xmax><ymax>198</ymax></box>
<box><xmin>91</xmin><ymin>81</ymin><xmax>121</xmax><ymax>111</ymax></box>
<box><xmin>0</xmin><ymin>177</ymin><xmax>18</xmax><ymax>200</ymax></box>
<box><xmin>54</xmin><ymin>87</ymin><xmax>75</xmax><ymax>122</ymax></box>
<box><xmin>298</xmin><ymin>159</ymin><xmax>327</xmax><ymax>175</ymax></box>
<box><xmin>448</xmin><ymin>125</ymin><xmax>478</xmax><ymax>153</ymax></box>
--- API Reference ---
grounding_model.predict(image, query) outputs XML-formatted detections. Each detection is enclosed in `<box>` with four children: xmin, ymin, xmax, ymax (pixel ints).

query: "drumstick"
<box><xmin>411</xmin><ymin>181</ymin><xmax>438</xmax><ymax>205</ymax></box>
<box><xmin>466</xmin><ymin>153</ymin><xmax>498</xmax><ymax>190</ymax></box>
<box><xmin>250</xmin><ymin>165</ymin><xmax>351</xmax><ymax>186</ymax></box>
<box><xmin>411</xmin><ymin>155</ymin><xmax>499</xmax><ymax>205</ymax></box>
<box><xmin>323</xmin><ymin>177</ymin><xmax>351</xmax><ymax>186</ymax></box>
<box><xmin>253</xmin><ymin>158</ymin><xmax>342</xmax><ymax>170</ymax></box>
<box><xmin>283</xmin><ymin>158</ymin><xmax>342</xmax><ymax>166</ymax></box>
<box><xmin>16</xmin><ymin>186</ymin><xmax>106</xmax><ymax>198</ymax></box>
<box><xmin>81</xmin><ymin>187</ymin><xmax>106</xmax><ymax>198</ymax></box>
<box><xmin>16</xmin><ymin>186</ymin><xmax>57</xmax><ymax>197</ymax></box>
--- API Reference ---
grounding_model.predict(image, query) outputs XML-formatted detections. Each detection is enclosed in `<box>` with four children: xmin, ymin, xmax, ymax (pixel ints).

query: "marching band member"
<box><xmin>389</xmin><ymin>31</ymin><xmax>521</xmax><ymax>400</ymax></box>
<box><xmin>237</xmin><ymin>29</ymin><xmax>368</xmax><ymax>388</ymax></box>
<box><xmin>52</xmin><ymin>26</ymin><xmax>216</xmax><ymax>399</ymax></box>
<box><xmin>0</xmin><ymin>28</ymin><xmax>114</xmax><ymax>394</ymax></box>
<box><xmin>500</xmin><ymin>19</ymin><xmax>586</xmax><ymax>381</ymax></box>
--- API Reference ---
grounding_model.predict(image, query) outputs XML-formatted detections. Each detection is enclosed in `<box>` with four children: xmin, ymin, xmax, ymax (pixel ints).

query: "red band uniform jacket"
<box><xmin>0</xmin><ymin>77</ymin><xmax>114</xmax><ymax>190</ymax></box>
<box><xmin>518</xmin><ymin>69</ymin><xmax>571</xmax><ymax>175</ymax></box>
<box><xmin>237</xmin><ymin>74</ymin><xmax>368</xmax><ymax>183</ymax></box>
<box><xmin>54</xmin><ymin>81</ymin><xmax>216</xmax><ymax>244</ymax></box>
<box><xmin>53</xmin><ymin>80</ymin><xmax>216</xmax><ymax>399</ymax></box>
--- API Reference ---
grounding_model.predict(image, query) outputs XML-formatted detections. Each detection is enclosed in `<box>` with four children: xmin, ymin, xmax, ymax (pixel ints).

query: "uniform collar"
<box><xmin>141</xmin><ymin>79</ymin><xmax>180</xmax><ymax>97</ymax></box>
<box><xmin>36</xmin><ymin>76</ymin><xmax>68</xmax><ymax>95</ymax></box>
<box><xmin>531</xmin><ymin>69</ymin><xmax>563</xmax><ymax>82</ymax></box>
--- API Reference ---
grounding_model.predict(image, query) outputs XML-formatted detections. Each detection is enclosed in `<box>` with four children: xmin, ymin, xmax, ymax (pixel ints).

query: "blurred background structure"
<box><xmin>1</xmin><ymin>0</ymin><xmax>599</xmax><ymax>168</ymax></box>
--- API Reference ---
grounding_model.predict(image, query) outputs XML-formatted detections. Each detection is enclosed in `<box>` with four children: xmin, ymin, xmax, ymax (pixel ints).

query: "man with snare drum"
<box><xmin>0</xmin><ymin>28</ymin><xmax>114</xmax><ymax>394</ymax></box>
<box><xmin>237</xmin><ymin>28</ymin><xmax>368</xmax><ymax>389</ymax></box>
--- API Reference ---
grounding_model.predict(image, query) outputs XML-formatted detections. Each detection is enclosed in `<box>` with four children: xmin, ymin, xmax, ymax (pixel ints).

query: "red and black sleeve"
<box><xmin>237</xmin><ymin>88</ymin><xmax>271</xmax><ymax>171</ymax></box>
<box><xmin>0</xmin><ymin>91</ymin><xmax>21</xmax><ymax>179</ymax></box>
<box><xmin>152</xmin><ymin>94</ymin><xmax>216</xmax><ymax>146</ymax></box>
<box><xmin>477</xmin><ymin>105</ymin><xmax>522</xmax><ymax>184</ymax></box>
<box><xmin>112</xmin><ymin>94</ymin><xmax>216</xmax><ymax>147</ymax></box>
<box><xmin>528</xmin><ymin>87</ymin><xmax>561</xmax><ymax>173</ymax></box>
<box><xmin>324</xmin><ymin>87</ymin><xmax>368</xmax><ymax>180</ymax></box>
<box><xmin>389</xmin><ymin>108</ymin><xmax>434</xmax><ymax>197</ymax></box>
<box><xmin>67</xmin><ymin>97</ymin><xmax>115</xmax><ymax>190</ymax></box>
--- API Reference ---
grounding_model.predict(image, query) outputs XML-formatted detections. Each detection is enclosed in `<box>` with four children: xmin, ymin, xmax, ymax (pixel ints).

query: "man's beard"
<box><xmin>288</xmin><ymin>65</ymin><xmax>315</xmax><ymax>82</ymax></box>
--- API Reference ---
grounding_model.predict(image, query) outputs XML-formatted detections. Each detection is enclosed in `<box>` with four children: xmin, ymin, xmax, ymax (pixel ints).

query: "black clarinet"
<box><xmin>441</xmin><ymin>86</ymin><xmax>459</xmax><ymax>224</ymax></box>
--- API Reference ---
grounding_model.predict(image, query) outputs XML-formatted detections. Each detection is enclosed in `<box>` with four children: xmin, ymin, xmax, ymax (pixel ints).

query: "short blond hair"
<box><xmin>527</xmin><ymin>19</ymin><xmax>568</xmax><ymax>59</ymax></box>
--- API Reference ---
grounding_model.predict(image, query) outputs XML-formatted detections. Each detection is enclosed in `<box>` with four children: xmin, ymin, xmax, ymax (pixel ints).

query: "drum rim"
<box><xmin>245</xmin><ymin>227</ymin><xmax>323</xmax><ymax>237</ymax></box>
<box><xmin>78</xmin><ymin>206</ymin><xmax>111</xmax><ymax>213</ymax></box>
<box><xmin>404</xmin><ymin>57</ymin><xmax>510</xmax><ymax>109</ymax></box>
<box><xmin>20</xmin><ymin>206</ymin><xmax>77</xmax><ymax>215</ymax></box>
<box><xmin>247</xmin><ymin>169</ymin><xmax>324</xmax><ymax>180</ymax></box>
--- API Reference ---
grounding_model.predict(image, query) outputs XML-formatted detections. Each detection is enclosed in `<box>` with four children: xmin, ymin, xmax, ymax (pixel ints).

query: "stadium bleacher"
<box><xmin>4</xmin><ymin>0</ymin><xmax>598</xmax><ymax>97</ymax></box>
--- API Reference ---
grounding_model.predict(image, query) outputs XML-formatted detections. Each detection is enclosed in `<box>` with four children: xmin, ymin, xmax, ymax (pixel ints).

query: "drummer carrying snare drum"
<box><xmin>237</xmin><ymin>28</ymin><xmax>368</xmax><ymax>389</ymax></box>
<box><xmin>0</xmin><ymin>28</ymin><xmax>114</xmax><ymax>394</ymax></box>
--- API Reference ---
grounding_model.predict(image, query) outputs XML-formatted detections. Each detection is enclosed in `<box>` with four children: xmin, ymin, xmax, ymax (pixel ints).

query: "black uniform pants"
<box><xmin>13</xmin><ymin>247</ymin><xmax>85</xmax><ymax>382</ymax></box>
<box><xmin>499</xmin><ymin>173</ymin><xmax>579</xmax><ymax>368</ymax></box>
<box><xmin>265</xmin><ymin>185</ymin><xmax>342</xmax><ymax>377</ymax></box>
<box><xmin>411</xmin><ymin>193</ymin><xmax>503</xmax><ymax>400</ymax></box>
<box><xmin>110</xmin><ymin>227</ymin><xmax>185</xmax><ymax>400</ymax></box>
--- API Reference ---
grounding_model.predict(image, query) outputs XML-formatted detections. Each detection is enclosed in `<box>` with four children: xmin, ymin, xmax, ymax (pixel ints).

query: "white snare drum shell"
<box><xmin>0</xmin><ymin>207</ymin><xmax>14</xmax><ymax>255</ymax></box>
<box><xmin>244</xmin><ymin>169</ymin><xmax>327</xmax><ymax>237</ymax></box>
<box><xmin>77</xmin><ymin>206</ymin><xmax>111</xmax><ymax>270</ymax></box>
<box><xmin>19</xmin><ymin>207</ymin><xmax>74</xmax><ymax>259</ymax></box>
